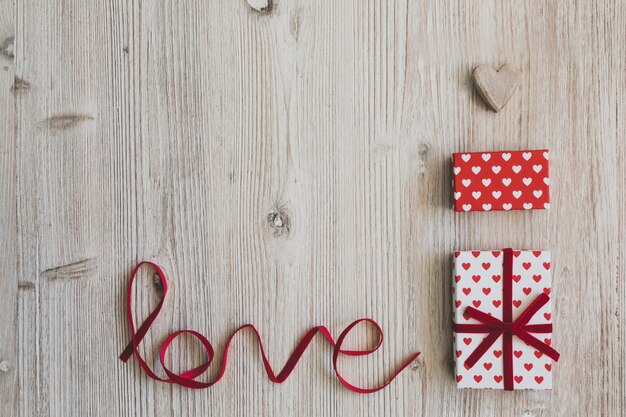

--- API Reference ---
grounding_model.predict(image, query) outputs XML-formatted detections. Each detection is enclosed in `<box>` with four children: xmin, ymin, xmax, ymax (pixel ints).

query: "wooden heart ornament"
<box><xmin>473</xmin><ymin>65</ymin><xmax>521</xmax><ymax>112</ymax></box>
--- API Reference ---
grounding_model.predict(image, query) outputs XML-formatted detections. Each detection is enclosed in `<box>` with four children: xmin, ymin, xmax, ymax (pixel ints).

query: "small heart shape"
<box><xmin>473</xmin><ymin>64</ymin><xmax>521</xmax><ymax>112</ymax></box>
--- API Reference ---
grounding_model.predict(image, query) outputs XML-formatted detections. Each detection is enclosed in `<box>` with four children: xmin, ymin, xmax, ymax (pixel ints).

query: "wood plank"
<box><xmin>0</xmin><ymin>0</ymin><xmax>17</xmax><ymax>415</ymax></box>
<box><xmin>3</xmin><ymin>0</ymin><xmax>625</xmax><ymax>416</ymax></box>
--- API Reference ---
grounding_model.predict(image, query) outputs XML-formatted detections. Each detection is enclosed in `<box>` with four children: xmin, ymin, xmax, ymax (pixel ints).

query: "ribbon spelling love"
<box><xmin>120</xmin><ymin>261</ymin><xmax>420</xmax><ymax>393</ymax></box>
<box><xmin>453</xmin><ymin>248</ymin><xmax>560</xmax><ymax>390</ymax></box>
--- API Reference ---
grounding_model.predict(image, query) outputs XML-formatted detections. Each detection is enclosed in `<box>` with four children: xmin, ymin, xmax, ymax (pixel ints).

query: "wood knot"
<box><xmin>0</xmin><ymin>360</ymin><xmax>9</xmax><ymax>373</ymax></box>
<box><xmin>0</xmin><ymin>36</ymin><xmax>14</xmax><ymax>60</ymax></box>
<box><xmin>418</xmin><ymin>142</ymin><xmax>430</xmax><ymax>156</ymax></box>
<box><xmin>247</xmin><ymin>0</ymin><xmax>273</xmax><ymax>13</ymax></box>
<box><xmin>11</xmin><ymin>76</ymin><xmax>31</xmax><ymax>94</ymax></box>
<box><xmin>411</xmin><ymin>356</ymin><xmax>424</xmax><ymax>370</ymax></box>
<box><xmin>38</xmin><ymin>113</ymin><xmax>94</xmax><ymax>130</ymax></box>
<box><xmin>42</xmin><ymin>258</ymin><xmax>97</xmax><ymax>280</ymax></box>
<box><xmin>152</xmin><ymin>273</ymin><xmax>163</xmax><ymax>292</ymax></box>
<box><xmin>267</xmin><ymin>208</ymin><xmax>291</xmax><ymax>238</ymax></box>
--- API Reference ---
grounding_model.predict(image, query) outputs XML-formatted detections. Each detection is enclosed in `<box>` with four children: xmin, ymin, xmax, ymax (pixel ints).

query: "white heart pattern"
<box><xmin>452</xmin><ymin>150</ymin><xmax>550</xmax><ymax>212</ymax></box>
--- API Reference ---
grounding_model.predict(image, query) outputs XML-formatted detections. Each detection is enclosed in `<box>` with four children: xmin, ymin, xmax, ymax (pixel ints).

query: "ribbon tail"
<box><xmin>516</xmin><ymin>330</ymin><xmax>560</xmax><ymax>362</ymax></box>
<box><xmin>515</xmin><ymin>293</ymin><xmax>551</xmax><ymax>327</ymax></box>
<box><xmin>464</xmin><ymin>331</ymin><xmax>503</xmax><ymax>369</ymax></box>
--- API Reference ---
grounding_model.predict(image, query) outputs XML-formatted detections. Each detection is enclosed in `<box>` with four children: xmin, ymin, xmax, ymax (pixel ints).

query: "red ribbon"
<box><xmin>452</xmin><ymin>248</ymin><xmax>560</xmax><ymax>390</ymax></box>
<box><xmin>120</xmin><ymin>261</ymin><xmax>420</xmax><ymax>393</ymax></box>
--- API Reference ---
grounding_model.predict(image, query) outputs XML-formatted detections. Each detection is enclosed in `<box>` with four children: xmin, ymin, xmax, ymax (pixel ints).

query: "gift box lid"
<box><xmin>452</xmin><ymin>150</ymin><xmax>550</xmax><ymax>212</ymax></box>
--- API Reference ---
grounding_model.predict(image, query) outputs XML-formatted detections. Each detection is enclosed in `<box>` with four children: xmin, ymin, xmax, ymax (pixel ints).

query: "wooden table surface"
<box><xmin>1</xmin><ymin>1</ymin><xmax>624</xmax><ymax>416</ymax></box>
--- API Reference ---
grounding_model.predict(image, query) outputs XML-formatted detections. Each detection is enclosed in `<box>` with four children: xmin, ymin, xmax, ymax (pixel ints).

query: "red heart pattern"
<box><xmin>453</xmin><ymin>249</ymin><xmax>554</xmax><ymax>389</ymax></box>
<box><xmin>452</xmin><ymin>150</ymin><xmax>550</xmax><ymax>212</ymax></box>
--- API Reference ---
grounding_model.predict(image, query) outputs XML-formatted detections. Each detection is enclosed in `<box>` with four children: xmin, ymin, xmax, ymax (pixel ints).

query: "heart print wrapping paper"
<box><xmin>452</xmin><ymin>250</ymin><xmax>556</xmax><ymax>389</ymax></box>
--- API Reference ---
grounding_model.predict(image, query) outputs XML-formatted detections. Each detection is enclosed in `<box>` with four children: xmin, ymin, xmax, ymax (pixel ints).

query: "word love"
<box><xmin>120</xmin><ymin>262</ymin><xmax>420</xmax><ymax>393</ymax></box>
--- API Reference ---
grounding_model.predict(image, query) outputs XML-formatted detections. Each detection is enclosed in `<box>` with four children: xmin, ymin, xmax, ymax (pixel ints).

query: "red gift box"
<box><xmin>452</xmin><ymin>150</ymin><xmax>550</xmax><ymax>212</ymax></box>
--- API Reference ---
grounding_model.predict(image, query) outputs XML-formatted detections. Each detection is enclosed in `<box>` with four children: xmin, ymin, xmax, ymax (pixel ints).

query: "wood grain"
<box><xmin>0</xmin><ymin>1</ymin><xmax>624</xmax><ymax>416</ymax></box>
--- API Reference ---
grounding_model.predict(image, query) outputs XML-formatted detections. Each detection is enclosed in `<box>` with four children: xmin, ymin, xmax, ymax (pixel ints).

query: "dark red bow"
<box><xmin>453</xmin><ymin>248</ymin><xmax>560</xmax><ymax>390</ymax></box>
